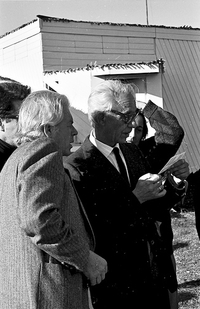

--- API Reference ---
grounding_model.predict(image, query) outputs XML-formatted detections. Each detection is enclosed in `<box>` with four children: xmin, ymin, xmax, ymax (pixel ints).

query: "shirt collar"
<box><xmin>89</xmin><ymin>130</ymin><xmax>119</xmax><ymax>158</ymax></box>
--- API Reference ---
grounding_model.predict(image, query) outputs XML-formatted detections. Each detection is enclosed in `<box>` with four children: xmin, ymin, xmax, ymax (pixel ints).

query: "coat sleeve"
<box><xmin>17</xmin><ymin>141</ymin><xmax>90</xmax><ymax>272</ymax></box>
<box><xmin>140</xmin><ymin>100</ymin><xmax>184</xmax><ymax>173</ymax></box>
<box><xmin>143</xmin><ymin>100</ymin><xmax>184</xmax><ymax>146</ymax></box>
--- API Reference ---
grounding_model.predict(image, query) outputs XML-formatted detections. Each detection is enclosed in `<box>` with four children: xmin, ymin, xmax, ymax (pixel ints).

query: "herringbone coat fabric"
<box><xmin>0</xmin><ymin>137</ymin><xmax>95</xmax><ymax>309</ymax></box>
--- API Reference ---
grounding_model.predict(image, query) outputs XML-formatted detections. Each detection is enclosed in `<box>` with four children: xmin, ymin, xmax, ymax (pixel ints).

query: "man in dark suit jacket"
<box><xmin>0</xmin><ymin>77</ymin><xmax>31</xmax><ymax>171</ymax></box>
<box><xmin>65</xmin><ymin>80</ymin><xmax>188</xmax><ymax>309</ymax></box>
<box><xmin>0</xmin><ymin>90</ymin><xmax>107</xmax><ymax>309</ymax></box>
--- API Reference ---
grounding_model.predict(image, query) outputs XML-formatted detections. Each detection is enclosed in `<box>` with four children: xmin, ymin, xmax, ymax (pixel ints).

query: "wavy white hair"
<box><xmin>16</xmin><ymin>90</ymin><xmax>69</xmax><ymax>145</ymax></box>
<box><xmin>88</xmin><ymin>80</ymin><xmax>136</xmax><ymax>127</ymax></box>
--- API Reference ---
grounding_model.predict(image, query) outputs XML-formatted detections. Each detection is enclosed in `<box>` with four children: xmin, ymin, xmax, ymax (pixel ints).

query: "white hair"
<box><xmin>16</xmin><ymin>90</ymin><xmax>69</xmax><ymax>145</ymax></box>
<box><xmin>88</xmin><ymin>80</ymin><xmax>136</xmax><ymax>127</ymax></box>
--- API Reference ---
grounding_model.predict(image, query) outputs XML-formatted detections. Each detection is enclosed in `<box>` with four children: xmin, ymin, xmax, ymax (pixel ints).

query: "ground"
<box><xmin>172</xmin><ymin>211</ymin><xmax>200</xmax><ymax>308</ymax></box>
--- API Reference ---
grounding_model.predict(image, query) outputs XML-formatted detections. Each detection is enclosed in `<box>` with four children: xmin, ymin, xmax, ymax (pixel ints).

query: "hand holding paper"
<box><xmin>169</xmin><ymin>158</ymin><xmax>190</xmax><ymax>181</ymax></box>
<box><xmin>158</xmin><ymin>152</ymin><xmax>186</xmax><ymax>175</ymax></box>
<box><xmin>133</xmin><ymin>173</ymin><xmax>166</xmax><ymax>203</ymax></box>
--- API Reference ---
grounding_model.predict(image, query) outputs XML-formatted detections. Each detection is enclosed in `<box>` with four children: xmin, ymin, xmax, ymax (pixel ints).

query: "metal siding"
<box><xmin>43</xmin><ymin>54</ymin><xmax>156</xmax><ymax>71</ymax></box>
<box><xmin>155</xmin><ymin>27</ymin><xmax>200</xmax><ymax>41</ymax></box>
<box><xmin>1</xmin><ymin>17</ymin><xmax>200</xmax><ymax>172</ymax></box>
<box><xmin>41</xmin><ymin>21</ymin><xmax>156</xmax><ymax>37</ymax></box>
<box><xmin>41</xmin><ymin>25</ymin><xmax>155</xmax><ymax>71</ymax></box>
<box><xmin>40</xmin><ymin>19</ymin><xmax>200</xmax><ymax>172</ymax></box>
<box><xmin>156</xmin><ymin>39</ymin><xmax>200</xmax><ymax>172</ymax></box>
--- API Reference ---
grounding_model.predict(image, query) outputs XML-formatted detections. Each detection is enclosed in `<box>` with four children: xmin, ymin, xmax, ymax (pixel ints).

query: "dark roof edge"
<box><xmin>44</xmin><ymin>58</ymin><xmax>165</xmax><ymax>75</ymax></box>
<box><xmin>0</xmin><ymin>18</ymin><xmax>38</xmax><ymax>39</ymax></box>
<box><xmin>1</xmin><ymin>14</ymin><xmax>199</xmax><ymax>39</ymax></box>
<box><xmin>37</xmin><ymin>14</ymin><xmax>199</xmax><ymax>30</ymax></box>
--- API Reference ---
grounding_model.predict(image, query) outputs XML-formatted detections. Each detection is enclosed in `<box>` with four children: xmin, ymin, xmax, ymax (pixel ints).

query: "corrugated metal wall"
<box><xmin>156</xmin><ymin>29</ymin><xmax>200</xmax><ymax>172</ymax></box>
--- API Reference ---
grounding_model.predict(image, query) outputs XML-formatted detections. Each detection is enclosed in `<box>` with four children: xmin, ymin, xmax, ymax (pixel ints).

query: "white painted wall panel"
<box><xmin>0</xmin><ymin>30</ymin><xmax>43</xmax><ymax>90</ymax></box>
<box><xmin>0</xmin><ymin>19</ymin><xmax>40</xmax><ymax>47</ymax></box>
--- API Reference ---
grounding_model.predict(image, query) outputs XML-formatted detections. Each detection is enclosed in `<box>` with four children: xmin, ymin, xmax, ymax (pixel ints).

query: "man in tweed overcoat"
<box><xmin>0</xmin><ymin>90</ymin><xmax>107</xmax><ymax>309</ymax></box>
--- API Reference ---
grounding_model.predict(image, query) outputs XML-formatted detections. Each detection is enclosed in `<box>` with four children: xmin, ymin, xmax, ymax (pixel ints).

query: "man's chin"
<box><xmin>120</xmin><ymin>137</ymin><xmax>128</xmax><ymax>143</ymax></box>
<box><xmin>62</xmin><ymin>148</ymin><xmax>71</xmax><ymax>157</ymax></box>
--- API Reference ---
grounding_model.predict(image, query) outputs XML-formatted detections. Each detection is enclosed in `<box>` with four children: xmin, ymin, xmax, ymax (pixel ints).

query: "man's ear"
<box><xmin>96</xmin><ymin>112</ymin><xmax>106</xmax><ymax>125</ymax></box>
<box><xmin>43</xmin><ymin>124</ymin><xmax>54</xmax><ymax>137</ymax></box>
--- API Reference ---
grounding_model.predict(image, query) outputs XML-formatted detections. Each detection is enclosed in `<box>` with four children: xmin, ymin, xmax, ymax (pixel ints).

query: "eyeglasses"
<box><xmin>109</xmin><ymin>108</ymin><xmax>140</xmax><ymax>124</ymax></box>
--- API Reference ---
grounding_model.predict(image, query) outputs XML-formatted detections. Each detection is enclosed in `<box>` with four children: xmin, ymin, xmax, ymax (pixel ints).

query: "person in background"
<box><xmin>0</xmin><ymin>90</ymin><xmax>107</xmax><ymax>309</ymax></box>
<box><xmin>127</xmin><ymin>107</ymin><xmax>189</xmax><ymax>309</ymax></box>
<box><xmin>65</xmin><ymin>80</ymin><xmax>188</xmax><ymax>309</ymax></box>
<box><xmin>186</xmin><ymin>170</ymin><xmax>200</xmax><ymax>236</ymax></box>
<box><xmin>0</xmin><ymin>77</ymin><xmax>31</xmax><ymax>171</ymax></box>
<box><xmin>127</xmin><ymin>111</ymin><xmax>148</xmax><ymax>146</ymax></box>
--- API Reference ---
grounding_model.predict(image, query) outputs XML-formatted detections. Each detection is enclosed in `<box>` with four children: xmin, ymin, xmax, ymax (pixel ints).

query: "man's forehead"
<box><xmin>114</xmin><ymin>93</ymin><xmax>136</xmax><ymax>112</ymax></box>
<box><xmin>64</xmin><ymin>104</ymin><xmax>73</xmax><ymax>122</ymax></box>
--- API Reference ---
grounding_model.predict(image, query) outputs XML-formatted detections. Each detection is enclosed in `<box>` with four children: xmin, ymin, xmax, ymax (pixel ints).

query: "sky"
<box><xmin>0</xmin><ymin>0</ymin><xmax>200</xmax><ymax>37</ymax></box>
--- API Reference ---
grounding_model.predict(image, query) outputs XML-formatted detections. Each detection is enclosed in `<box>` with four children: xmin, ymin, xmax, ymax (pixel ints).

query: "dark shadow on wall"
<box><xmin>179</xmin><ymin>279</ymin><xmax>200</xmax><ymax>289</ymax></box>
<box><xmin>178</xmin><ymin>290</ymin><xmax>197</xmax><ymax>303</ymax></box>
<box><xmin>173</xmin><ymin>241</ymin><xmax>188</xmax><ymax>252</ymax></box>
<box><xmin>178</xmin><ymin>279</ymin><xmax>200</xmax><ymax>303</ymax></box>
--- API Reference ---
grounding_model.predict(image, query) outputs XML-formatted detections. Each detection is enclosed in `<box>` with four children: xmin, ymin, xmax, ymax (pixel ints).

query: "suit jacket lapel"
<box><xmin>65</xmin><ymin>165</ymin><xmax>96</xmax><ymax>249</ymax></box>
<box><xmin>80</xmin><ymin>138</ymin><xmax>133</xmax><ymax>189</ymax></box>
<box><xmin>120</xmin><ymin>143</ymin><xmax>150</xmax><ymax>190</ymax></box>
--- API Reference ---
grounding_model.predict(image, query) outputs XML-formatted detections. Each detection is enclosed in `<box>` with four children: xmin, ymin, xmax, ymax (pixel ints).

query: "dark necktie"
<box><xmin>113</xmin><ymin>147</ymin><xmax>129</xmax><ymax>184</ymax></box>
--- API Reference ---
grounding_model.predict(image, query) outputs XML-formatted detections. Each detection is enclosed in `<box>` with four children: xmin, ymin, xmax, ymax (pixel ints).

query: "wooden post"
<box><xmin>146</xmin><ymin>0</ymin><xmax>149</xmax><ymax>25</ymax></box>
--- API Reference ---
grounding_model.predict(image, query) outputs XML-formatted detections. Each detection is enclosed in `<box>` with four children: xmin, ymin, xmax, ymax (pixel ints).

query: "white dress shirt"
<box><xmin>89</xmin><ymin>130</ymin><xmax>130</xmax><ymax>182</ymax></box>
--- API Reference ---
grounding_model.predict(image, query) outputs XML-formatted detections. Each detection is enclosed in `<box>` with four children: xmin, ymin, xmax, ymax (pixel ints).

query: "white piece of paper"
<box><xmin>158</xmin><ymin>152</ymin><xmax>186</xmax><ymax>175</ymax></box>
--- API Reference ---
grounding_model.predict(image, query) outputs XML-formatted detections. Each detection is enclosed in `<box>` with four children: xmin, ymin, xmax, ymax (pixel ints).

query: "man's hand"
<box><xmin>84</xmin><ymin>251</ymin><xmax>108</xmax><ymax>286</ymax></box>
<box><xmin>133</xmin><ymin>173</ymin><xmax>166</xmax><ymax>204</ymax></box>
<box><xmin>169</xmin><ymin>159</ymin><xmax>190</xmax><ymax>180</ymax></box>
